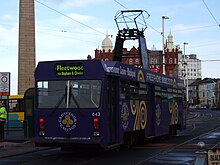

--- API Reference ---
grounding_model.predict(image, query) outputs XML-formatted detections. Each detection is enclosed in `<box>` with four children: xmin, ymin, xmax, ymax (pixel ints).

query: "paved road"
<box><xmin>0</xmin><ymin>110</ymin><xmax>220</xmax><ymax>165</ymax></box>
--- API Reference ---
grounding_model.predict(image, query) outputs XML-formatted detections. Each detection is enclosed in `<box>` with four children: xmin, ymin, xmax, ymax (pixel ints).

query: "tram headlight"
<box><xmin>39</xmin><ymin>131</ymin><xmax>45</xmax><ymax>136</ymax></box>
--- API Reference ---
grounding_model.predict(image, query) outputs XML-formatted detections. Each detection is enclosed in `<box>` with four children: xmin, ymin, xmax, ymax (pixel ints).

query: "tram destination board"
<box><xmin>54</xmin><ymin>63</ymin><xmax>84</xmax><ymax>76</ymax></box>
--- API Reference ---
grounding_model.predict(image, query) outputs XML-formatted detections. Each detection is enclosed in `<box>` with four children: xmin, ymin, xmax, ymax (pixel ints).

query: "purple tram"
<box><xmin>34</xmin><ymin>59</ymin><xmax>186</xmax><ymax>150</ymax></box>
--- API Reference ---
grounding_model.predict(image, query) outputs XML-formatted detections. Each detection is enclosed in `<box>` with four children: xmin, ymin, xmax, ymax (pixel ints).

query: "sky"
<box><xmin>0</xmin><ymin>0</ymin><xmax>220</xmax><ymax>94</ymax></box>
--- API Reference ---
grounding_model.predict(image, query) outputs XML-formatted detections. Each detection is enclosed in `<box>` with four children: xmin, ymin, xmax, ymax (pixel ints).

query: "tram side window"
<box><xmin>166</xmin><ymin>88</ymin><xmax>173</xmax><ymax>102</ymax></box>
<box><xmin>130</xmin><ymin>82</ymin><xmax>139</xmax><ymax>99</ymax></box>
<box><xmin>120</xmin><ymin>81</ymin><xmax>149</xmax><ymax>100</ymax></box>
<box><xmin>155</xmin><ymin>86</ymin><xmax>162</xmax><ymax>102</ymax></box>
<box><xmin>139</xmin><ymin>83</ymin><xmax>148</xmax><ymax>100</ymax></box>
<box><xmin>120</xmin><ymin>81</ymin><xmax>129</xmax><ymax>100</ymax></box>
<box><xmin>161</xmin><ymin>87</ymin><xmax>168</xmax><ymax>102</ymax></box>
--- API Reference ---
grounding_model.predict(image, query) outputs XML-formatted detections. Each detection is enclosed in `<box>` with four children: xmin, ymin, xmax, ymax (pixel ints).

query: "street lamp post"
<box><xmin>162</xmin><ymin>16</ymin><xmax>169</xmax><ymax>75</ymax></box>
<box><xmin>183</xmin><ymin>42</ymin><xmax>189</xmax><ymax>103</ymax></box>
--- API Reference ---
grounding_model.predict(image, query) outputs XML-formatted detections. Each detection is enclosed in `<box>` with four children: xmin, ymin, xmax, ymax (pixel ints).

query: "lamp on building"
<box><xmin>162</xmin><ymin>16</ymin><xmax>169</xmax><ymax>75</ymax></box>
<box><xmin>183</xmin><ymin>42</ymin><xmax>189</xmax><ymax>103</ymax></box>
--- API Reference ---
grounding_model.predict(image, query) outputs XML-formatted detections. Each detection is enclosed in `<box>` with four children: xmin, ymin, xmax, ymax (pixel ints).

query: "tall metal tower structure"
<box><xmin>18</xmin><ymin>0</ymin><xmax>36</xmax><ymax>95</ymax></box>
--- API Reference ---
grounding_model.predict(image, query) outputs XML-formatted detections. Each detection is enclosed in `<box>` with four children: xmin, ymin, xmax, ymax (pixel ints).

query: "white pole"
<box><xmin>183</xmin><ymin>42</ymin><xmax>189</xmax><ymax>102</ymax></box>
<box><xmin>66</xmin><ymin>80</ymin><xmax>70</xmax><ymax>108</ymax></box>
<box><xmin>162</xmin><ymin>16</ymin><xmax>169</xmax><ymax>75</ymax></box>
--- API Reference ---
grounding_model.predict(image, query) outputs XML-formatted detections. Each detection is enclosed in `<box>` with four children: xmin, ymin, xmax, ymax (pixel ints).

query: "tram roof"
<box><xmin>35</xmin><ymin>60</ymin><xmax>184</xmax><ymax>89</ymax></box>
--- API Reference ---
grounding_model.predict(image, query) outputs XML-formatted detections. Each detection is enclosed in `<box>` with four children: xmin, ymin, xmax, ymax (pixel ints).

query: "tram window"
<box><xmin>37</xmin><ymin>81</ymin><xmax>49</xmax><ymax>96</ymax></box>
<box><xmin>139</xmin><ymin>89</ymin><xmax>147</xmax><ymax>100</ymax></box>
<box><xmin>37</xmin><ymin>80</ymin><xmax>101</xmax><ymax>109</ymax></box>
<box><xmin>139</xmin><ymin>83</ymin><xmax>147</xmax><ymax>89</ymax></box>
<box><xmin>130</xmin><ymin>82</ymin><xmax>139</xmax><ymax>99</ymax></box>
<box><xmin>161</xmin><ymin>87</ymin><xmax>167</xmax><ymax>101</ymax></box>
<box><xmin>155</xmin><ymin>86</ymin><xmax>162</xmax><ymax>100</ymax></box>
<box><xmin>72</xmin><ymin>82</ymin><xmax>79</xmax><ymax>97</ymax></box>
<box><xmin>69</xmin><ymin>80</ymin><xmax>101</xmax><ymax>108</ymax></box>
<box><xmin>120</xmin><ymin>81</ymin><xmax>129</xmax><ymax>99</ymax></box>
<box><xmin>173</xmin><ymin>89</ymin><xmax>177</xmax><ymax>93</ymax></box>
<box><xmin>139</xmin><ymin>83</ymin><xmax>148</xmax><ymax>100</ymax></box>
<box><xmin>161</xmin><ymin>92</ymin><xmax>168</xmax><ymax>102</ymax></box>
<box><xmin>155</xmin><ymin>91</ymin><xmax>162</xmax><ymax>102</ymax></box>
<box><xmin>155</xmin><ymin>86</ymin><xmax>161</xmax><ymax>91</ymax></box>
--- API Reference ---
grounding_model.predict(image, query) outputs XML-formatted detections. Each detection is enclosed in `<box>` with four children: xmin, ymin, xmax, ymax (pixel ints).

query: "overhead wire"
<box><xmin>113</xmin><ymin>0</ymin><xmax>128</xmax><ymax>10</ymax></box>
<box><xmin>202</xmin><ymin>0</ymin><xmax>220</xmax><ymax>27</ymax></box>
<box><xmin>37</xmin><ymin>30</ymin><xmax>100</xmax><ymax>44</ymax></box>
<box><xmin>35</xmin><ymin>0</ymin><xmax>106</xmax><ymax>35</ymax></box>
<box><xmin>201</xmin><ymin>60</ymin><xmax>220</xmax><ymax>62</ymax></box>
<box><xmin>35</xmin><ymin>0</ymin><xmax>219</xmax><ymax>57</ymax></box>
<box><xmin>35</xmin><ymin>0</ymin><xmax>218</xmax><ymax>41</ymax></box>
<box><xmin>114</xmin><ymin>0</ymin><xmax>220</xmax><ymax>63</ymax></box>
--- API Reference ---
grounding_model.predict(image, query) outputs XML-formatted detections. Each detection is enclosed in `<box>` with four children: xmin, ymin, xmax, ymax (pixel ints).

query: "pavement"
<box><xmin>0</xmin><ymin>128</ymin><xmax>43</xmax><ymax>159</ymax></box>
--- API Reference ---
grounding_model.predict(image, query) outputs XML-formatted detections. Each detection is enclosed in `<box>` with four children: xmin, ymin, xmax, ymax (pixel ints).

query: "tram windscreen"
<box><xmin>36</xmin><ymin>80</ymin><xmax>102</xmax><ymax>109</ymax></box>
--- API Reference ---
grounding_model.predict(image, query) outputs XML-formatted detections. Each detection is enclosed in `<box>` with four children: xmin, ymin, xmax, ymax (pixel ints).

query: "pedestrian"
<box><xmin>0</xmin><ymin>101</ymin><xmax>7</xmax><ymax>140</ymax></box>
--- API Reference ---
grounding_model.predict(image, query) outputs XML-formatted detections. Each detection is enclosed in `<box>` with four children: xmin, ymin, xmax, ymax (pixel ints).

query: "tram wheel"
<box><xmin>169</xmin><ymin>125</ymin><xmax>177</xmax><ymax>136</ymax></box>
<box><xmin>123</xmin><ymin>132</ymin><xmax>134</xmax><ymax>148</ymax></box>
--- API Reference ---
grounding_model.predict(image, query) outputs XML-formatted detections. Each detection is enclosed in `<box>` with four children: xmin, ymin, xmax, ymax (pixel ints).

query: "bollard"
<box><xmin>194</xmin><ymin>141</ymin><xmax>207</xmax><ymax>165</ymax></box>
<box><xmin>23</xmin><ymin>120</ymin><xmax>29</xmax><ymax>138</ymax></box>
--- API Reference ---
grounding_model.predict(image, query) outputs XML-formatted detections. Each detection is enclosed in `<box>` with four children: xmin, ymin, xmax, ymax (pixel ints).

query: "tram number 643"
<box><xmin>92</xmin><ymin>112</ymin><xmax>101</xmax><ymax>117</ymax></box>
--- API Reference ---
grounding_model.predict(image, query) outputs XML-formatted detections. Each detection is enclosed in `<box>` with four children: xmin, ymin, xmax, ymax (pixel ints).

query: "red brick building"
<box><xmin>163</xmin><ymin>32</ymin><xmax>179</xmax><ymax>77</ymax></box>
<box><xmin>94</xmin><ymin>32</ymin><xmax>179</xmax><ymax>77</ymax></box>
<box><xmin>94</xmin><ymin>35</ymin><xmax>141</xmax><ymax>66</ymax></box>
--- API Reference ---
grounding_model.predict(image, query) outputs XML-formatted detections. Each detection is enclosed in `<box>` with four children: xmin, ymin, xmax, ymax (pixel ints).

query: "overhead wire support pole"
<box><xmin>162</xmin><ymin>16</ymin><xmax>169</xmax><ymax>75</ymax></box>
<box><xmin>183</xmin><ymin>42</ymin><xmax>189</xmax><ymax>105</ymax></box>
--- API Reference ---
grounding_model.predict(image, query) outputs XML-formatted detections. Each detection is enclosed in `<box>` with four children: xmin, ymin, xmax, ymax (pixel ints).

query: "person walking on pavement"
<box><xmin>0</xmin><ymin>101</ymin><xmax>7</xmax><ymax>140</ymax></box>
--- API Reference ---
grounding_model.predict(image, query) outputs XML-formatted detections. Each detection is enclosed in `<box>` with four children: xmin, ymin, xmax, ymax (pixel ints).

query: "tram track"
<box><xmin>2</xmin><ymin>110</ymin><xmax>220</xmax><ymax>165</ymax></box>
<box><xmin>135</xmin><ymin>125</ymin><xmax>220</xmax><ymax>164</ymax></box>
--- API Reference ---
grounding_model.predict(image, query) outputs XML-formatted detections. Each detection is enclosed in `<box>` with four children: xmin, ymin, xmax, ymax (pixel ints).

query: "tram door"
<box><xmin>107</xmin><ymin>77</ymin><xmax>118</xmax><ymax>144</ymax></box>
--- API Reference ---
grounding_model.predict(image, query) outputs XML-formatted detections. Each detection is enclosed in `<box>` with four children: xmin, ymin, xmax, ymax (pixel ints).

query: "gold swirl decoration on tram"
<box><xmin>130</xmin><ymin>100</ymin><xmax>147</xmax><ymax>131</ymax></box>
<box><xmin>137</xmin><ymin>70</ymin><xmax>145</xmax><ymax>82</ymax></box>
<box><xmin>173</xmin><ymin>79</ymin><xmax>177</xmax><ymax>88</ymax></box>
<box><xmin>169</xmin><ymin>102</ymin><xmax>179</xmax><ymax>125</ymax></box>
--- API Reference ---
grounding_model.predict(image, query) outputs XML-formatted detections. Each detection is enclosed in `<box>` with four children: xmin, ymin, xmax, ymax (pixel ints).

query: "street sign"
<box><xmin>208</xmin><ymin>149</ymin><xmax>220</xmax><ymax>165</ymax></box>
<box><xmin>0</xmin><ymin>72</ymin><xmax>10</xmax><ymax>96</ymax></box>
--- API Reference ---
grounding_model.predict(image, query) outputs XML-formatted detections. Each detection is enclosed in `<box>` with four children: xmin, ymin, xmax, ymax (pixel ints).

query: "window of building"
<box><xmin>169</xmin><ymin>58</ymin><xmax>172</xmax><ymax>64</ymax></box>
<box><xmin>129</xmin><ymin>59</ymin><xmax>133</xmax><ymax>64</ymax></box>
<box><xmin>135</xmin><ymin>58</ymin><xmax>139</xmax><ymax>64</ymax></box>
